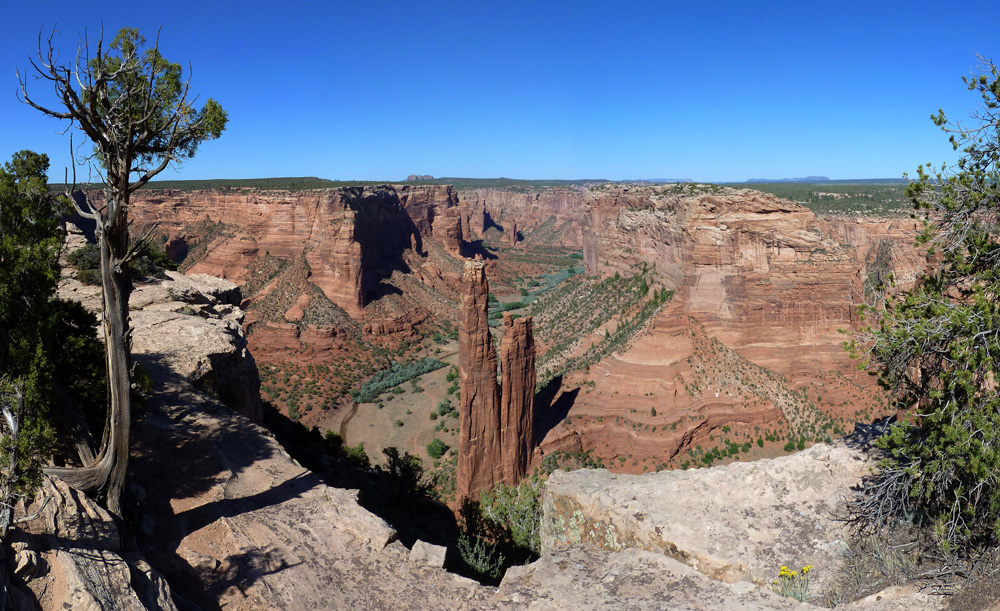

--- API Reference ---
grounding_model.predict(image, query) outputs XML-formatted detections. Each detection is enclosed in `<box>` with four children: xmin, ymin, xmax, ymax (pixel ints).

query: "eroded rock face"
<box><xmin>459</xmin><ymin>188</ymin><xmax>588</xmax><ymax>246</ymax></box>
<box><xmin>531</xmin><ymin>186</ymin><xmax>926</xmax><ymax>470</ymax></box>
<box><xmin>499</xmin><ymin>313</ymin><xmax>535</xmax><ymax>485</ymax></box>
<box><xmin>457</xmin><ymin>261</ymin><xmax>502</xmax><ymax>498</ymax></box>
<box><xmin>577</xmin><ymin>188</ymin><xmax>925</xmax><ymax>388</ymax></box>
<box><xmin>15</xmin><ymin>476</ymin><xmax>179</xmax><ymax>611</ymax></box>
<box><xmin>123</xmin><ymin>184</ymin><xmax>464</xmax><ymax>317</ymax></box>
<box><xmin>131</xmin><ymin>274</ymin><xmax>263</xmax><ymax>423</ymax></box>
<box><xmin>57</xmin><ymin>271</ymin><xmax>263</xmax><ymax>422</ymax></box>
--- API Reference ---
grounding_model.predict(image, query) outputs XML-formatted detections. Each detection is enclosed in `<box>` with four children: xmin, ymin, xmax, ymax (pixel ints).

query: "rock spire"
<box><xmin>499</xmin><ymin>312</ymin><xmax>535</xmax><ymax>485</ymax></box>
<box><xmin>456</xmin><ymin>261</ymin><xmax>536</xmax><ymax>499</ymax></box>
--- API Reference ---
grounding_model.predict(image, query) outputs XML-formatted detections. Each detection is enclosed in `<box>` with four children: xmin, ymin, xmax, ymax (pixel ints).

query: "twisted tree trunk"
<box><xmin>46</xmin><ymin>192</ymin><xmax>133</xmax><ymax>516</ymax></box>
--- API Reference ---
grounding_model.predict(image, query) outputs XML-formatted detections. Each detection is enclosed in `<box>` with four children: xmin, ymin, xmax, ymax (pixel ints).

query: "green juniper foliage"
<box><xmin>850</xmin><ymin>56</ymin><xmax>1000</xmax><ymax>549</ymax></box>
<box><xmin>0</xmin><ymin>151</ymin><xmax>103</xmax><ymax>497</ymax></box>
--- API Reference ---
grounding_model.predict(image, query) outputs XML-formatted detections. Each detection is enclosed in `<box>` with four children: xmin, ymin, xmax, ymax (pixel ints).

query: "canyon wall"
<box><xmin>577</xmin><ymin>188</ymin><xmax>924</xmax><ymax>386</ymax></box>
<box><xmin>122</xmin><ymin>184</ymin><xmax>464</xmax><ymax>318</ymax></box>
<box><xmin>459</xmin><ymin>188</ymin><xmax>589</xmax><ymax>247</ymax></box>
<box><xmin>521</xmin><ymin>185</ymin><xmax>925</xmax><ymax>470</ymax></box>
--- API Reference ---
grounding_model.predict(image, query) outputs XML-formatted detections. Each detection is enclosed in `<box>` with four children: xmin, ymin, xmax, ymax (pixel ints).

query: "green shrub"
<box><xmin>427</xmin><ymin>437</ymin><xmax>448</xmax><ymax>459</ymax></box>
<box><xmin>480</xmin><ymin>478</ymin><xmax>543</xmax><ymax>554</ymax></box>
<box><xmin>344</xmin><ymin>443</ymin><xmax>370</xmax><ymax>469</ymax></box>
<box><xmin>67</xmin><ymin>238</ymin><xmax>177</xmax><ymax>285</ymax></box>
<box><xmin>323</xmin><ymin>431</ymin><xmax>343</xmax><ymax>455</ymax></box>
<box><xmin>457</xmin><ymin>533</ymin><xmax>505</xmax><ymax>582</ymax></box>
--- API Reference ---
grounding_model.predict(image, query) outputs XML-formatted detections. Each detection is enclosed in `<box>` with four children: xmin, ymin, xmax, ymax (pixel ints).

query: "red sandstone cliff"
<box><xmin>528</xmin><ymin>186</ymin><xmax>925</xmax><ymax>471</ymax></box>
<box><xmin>123</xmin><ymin>184</ymin><xmax>465</xmax><ymax>318</ymax></box>
<box><xmin>459</xmin><ymin>188</ymin><xmax>588</xmax><ymax>247</ymax></box>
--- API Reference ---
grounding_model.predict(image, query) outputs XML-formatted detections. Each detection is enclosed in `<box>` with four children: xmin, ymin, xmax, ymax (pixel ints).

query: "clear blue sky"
<box><xmin>2</xmin><ymin>1</ymin><xmax>998</xmax><ymax>182</ymax></box>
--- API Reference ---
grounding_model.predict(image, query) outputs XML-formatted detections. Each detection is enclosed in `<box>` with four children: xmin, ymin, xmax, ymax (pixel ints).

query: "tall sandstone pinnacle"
<box><xmin>457</xmin><ymin>261</ymin><xmax>536</xmax><ymax>499</ymax></box>
<box><xmin>457</xmin><ymin>261</ymin><xmax>502</xmax><ymax>497</ymax></box>
<box><xmin>499</xmin><ymin>312</ymin><xmax>535</xmax><ymax>485</ymax></box>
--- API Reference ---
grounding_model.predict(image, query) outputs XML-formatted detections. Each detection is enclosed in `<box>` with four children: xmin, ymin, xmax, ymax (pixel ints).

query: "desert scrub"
<box><xmin>352</xmin><ymin>357</ymin><xmax>446</xmax><ymax>403</ymax></box>
<box><xmin>773</xmin><ymin>564</ymin><xmax>811</xmax><ymax>602</ymax></box>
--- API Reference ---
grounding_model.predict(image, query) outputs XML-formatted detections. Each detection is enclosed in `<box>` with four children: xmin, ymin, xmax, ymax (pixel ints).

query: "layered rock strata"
<box><xmin>457</xmin><ymin>262</ymin><xmax>536</xmax><ymax>498</ymax></box>
<box><xmin>459</xmin><ymin>188</ymin><xmax>589</xmax><ymax>246</ymax></box>
<box><xmin>121</xmin><ymin>184</ymin><xmax>465</xmax><ymax>317</ymax></box>
<box><xmin>530</xmin><ymin>187</ymin><xmax>925</xmax><ymax>468</ymax></box>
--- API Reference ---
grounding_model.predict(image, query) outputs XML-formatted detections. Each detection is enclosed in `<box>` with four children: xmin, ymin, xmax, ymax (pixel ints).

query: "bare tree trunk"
<box><xmin>45</xmin><ymin>194</ymin><xmax>133</xmax><ymax>516</ymax></box>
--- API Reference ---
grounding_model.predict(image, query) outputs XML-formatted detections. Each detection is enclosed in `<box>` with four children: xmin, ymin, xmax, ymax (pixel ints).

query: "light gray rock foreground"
<box><xmin>58</xmin><ymin>271</ymin><xmax>262</xmax><ymax>422</ymax></box>
<box><xmin>541</xmin><ymin>444</ymin><xmax>869</xmax><ymax>591</ymax></box>
<box><xmin>129</xmin><ymin>364</ymin><xmax>498</xmax><ymax>610</ymax></box>
<box><xmin>496</xmin><ymin>544</ymin><xmax>806</xmax><ymax>610</ymax></box>
<box><xmin>15</xmin><ymin>476</ymin><xmax>179</xmax><ymax>611</ymax></box>
<box><xmin>496</xmin><ymin>544</ymin><xmax>942</xmax><ymax>611</ymax></box>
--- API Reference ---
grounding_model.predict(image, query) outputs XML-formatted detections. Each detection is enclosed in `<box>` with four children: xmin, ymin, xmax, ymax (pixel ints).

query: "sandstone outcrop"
<box><xmin>15</xmin><ymin>476</ymin><xmax>179</xmax><ymax>611</ymax></box>
<box><xmin>538</xmin><ymin>440</ymin><xmax>944</xmax><ymax>609</ymax></box>
<box><xmin>542</xmin><ymin>443</ymin><xmax>864</xmax><ymax>587</ymax></box>
<box><xmin>499</xmin><ymin>313</ymin><xmax>535</xmax><ymax>485</ymax></box>
<box><xmin>457</xmin><ymin>263</ymin><xmax>537</xmax><ymax>498</ymax></box>
<box><xmin>457</xmin><ymin>261</ymin><xmax>503</xmax><ymax>497</ymax></box>
<box><xmin>57</xmin><ymin>272</ymin><xmax>262</xmax><ymax>422</ymax></box>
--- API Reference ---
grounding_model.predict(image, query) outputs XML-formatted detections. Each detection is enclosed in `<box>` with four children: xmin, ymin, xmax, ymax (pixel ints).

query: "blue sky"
<box><xmin>2</xmin><ymin>1</ymin><xmax>998</xmax><ymax>182</ymax></box>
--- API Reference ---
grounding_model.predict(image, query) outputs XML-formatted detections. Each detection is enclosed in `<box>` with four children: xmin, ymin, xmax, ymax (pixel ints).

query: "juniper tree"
<box><xmin>851</xmin><ymin>56</ymin><xmax>1000</xmax><ymax>550</ymax></box>
<box><xmin>18</xmin><ymin>27</ymin><xmax>226</xmax><ymax>515</ymax></box>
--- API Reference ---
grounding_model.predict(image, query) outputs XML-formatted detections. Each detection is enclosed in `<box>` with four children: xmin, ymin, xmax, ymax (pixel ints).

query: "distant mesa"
<box><xmin>745</xmin><ymin>176</ymin><xmax>830</xmax><ymax>183</ymax></box>
<box><xmin>406</xmin><ymin>174</ymin><xmax>434</xmax><ymax>181</ymax></box>
<box><xmin>625</xmin><ymin>178</ymin><xmax>694</xmax><ymax>184</ymax></box>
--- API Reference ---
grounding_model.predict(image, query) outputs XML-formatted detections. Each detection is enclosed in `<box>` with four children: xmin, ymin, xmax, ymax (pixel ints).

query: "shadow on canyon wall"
<box><xmin>533</xmin><ymin>375</ymin><xmax>579</xmax><ymax>446</ymax></box>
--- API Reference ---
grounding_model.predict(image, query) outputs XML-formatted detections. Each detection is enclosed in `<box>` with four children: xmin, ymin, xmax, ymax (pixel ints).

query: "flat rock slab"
<box><xmin>496</xmin><ymin>544</ymin><xmax>943</xmax><ymax>611</ymax></box>
<box><xmin>541</xmin><ymin>443</ymin><xmax>869</xmax><ymax>590</ymax></box>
